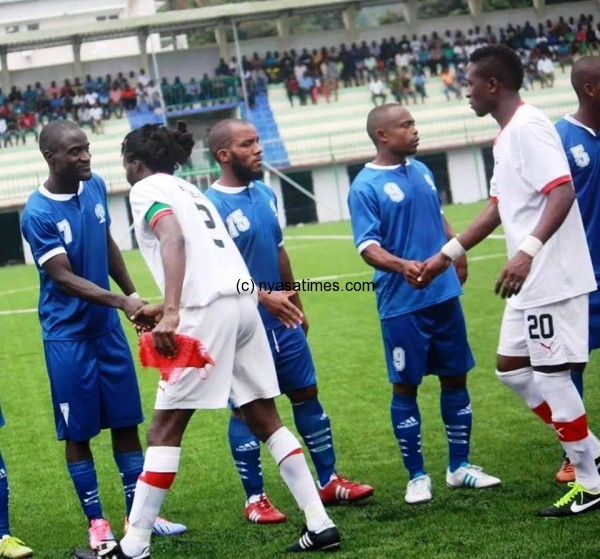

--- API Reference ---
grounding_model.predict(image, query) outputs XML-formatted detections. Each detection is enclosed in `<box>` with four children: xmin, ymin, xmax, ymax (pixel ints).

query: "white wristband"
<box><xmin>441</xmin><ymin>237</ymin><xmax>466</xmax><ymax>261</ymax></box>
<box><xmin>518</xmin><ymin>235</ymin><xmax>543</xmax><ymax>258</ymax></box>
<box><xmin>129</xmin><ymin>291</ymin><xmax>141</xmax><ymax>299</ymax></box>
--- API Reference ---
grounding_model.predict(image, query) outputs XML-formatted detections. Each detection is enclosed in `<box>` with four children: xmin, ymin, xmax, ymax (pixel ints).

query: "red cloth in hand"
<box><xmin>139</xmin><ymin>332</ymin><xmax>215</xmax><ymax>384</ymax></box>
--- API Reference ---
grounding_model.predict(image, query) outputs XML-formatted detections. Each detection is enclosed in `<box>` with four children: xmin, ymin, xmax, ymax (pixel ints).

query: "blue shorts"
<box><xmin>590</xmin><ymin>288</ymin><xmax>600</xmax><ymax>351</ymax></box>
<box><xmin>0</xmin><ymin>403</ymin><xmax>4</xmax><ymax>428</ymax></box>
<box><xmin>43</xmin><ymin>325</ymin><xmax>144</xmax><ymax>442</ymax></box>
<box><xmin>266</xmin><ymin>324</ymin><xmax>317</xmax><ymax>393</ymax></box>
<box><xmin>380</xmin><ymin>297</ymin><xmax>475</xmax><ymax>386</ymax></box>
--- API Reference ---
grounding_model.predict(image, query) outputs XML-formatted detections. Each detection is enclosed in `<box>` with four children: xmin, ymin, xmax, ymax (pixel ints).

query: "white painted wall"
<box><xmin>312</xmin><ymin>165</ymin><xmax>351</xmax><ymax>223</ymax></box>
<box><xmin>447</xmin><ymin>146</ymin><xmax>489</xmax><ymax>204</ymax></box>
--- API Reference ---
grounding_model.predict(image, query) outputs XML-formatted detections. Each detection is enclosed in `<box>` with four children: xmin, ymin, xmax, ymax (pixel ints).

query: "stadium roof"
<box><xmin>0</xmin><ymin>0</ymin><xmax>400</xmax><ymax>53</ymax></box>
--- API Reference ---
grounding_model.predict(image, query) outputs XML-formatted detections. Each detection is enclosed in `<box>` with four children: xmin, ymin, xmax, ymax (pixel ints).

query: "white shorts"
<box><xmin>497</xmin><ymin>294</ymin><xmax>589</xmax><ymax>367</ymax></box>
<box><xmin>154</xmin><ymin>295</ymin><xmax>280</xmax><ymax>410</ymax></box>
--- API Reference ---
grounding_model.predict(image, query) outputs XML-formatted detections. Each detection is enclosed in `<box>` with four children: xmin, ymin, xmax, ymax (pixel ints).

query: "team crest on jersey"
<box><xmin>384</xmin><ymin>182</ymin><xmax>404</xmax><ymax>202</ymax></box>
<box><xmin>95</xmin><ymin>203</ymin><xmax>106</xmax><ymax>223</ymax></box>
<box><xmin>424</xmin><ymin>174</ymin><xmax>436</xmax><ymax>190</ymax></box>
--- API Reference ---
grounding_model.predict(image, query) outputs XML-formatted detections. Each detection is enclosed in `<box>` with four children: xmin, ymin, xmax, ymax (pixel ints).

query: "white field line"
<box><xmin>0</xmin><ymin>235</ymin><xmax>506</xmax><ymax>298</ymax></box>
<box><xmin>285</xmin><ymin>234</ymin><xmax>506</xmax><ymax>241</ymax></box>
<box><xmin>0</xmin><ymin>253</ymin><xmax>506</xmax><ymax>317</ymax></box>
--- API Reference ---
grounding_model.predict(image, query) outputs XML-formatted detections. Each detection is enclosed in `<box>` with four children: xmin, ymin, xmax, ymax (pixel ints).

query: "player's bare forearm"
<box><xmin>153</xmin><ymin>215</ymin><xmax>186</xmax><ymax>315</ymax></box>
<box><xmin>362</xmin><ymin>244</ymin><xmax>426</xmax><ymax>288</ymax></box>
<box><xmin>455</xmin><ymin>200</ymin><xmax>502</xmax><ymax>250</ymax></box>
<box><xmin>527</xmin><ymin>183</ymin><xmax>575</xmax><ymax>244</ymax></box>
<box><xmin>278</xmin><ymin>247</ymin><xmax>304</xmax><ymax>312</ymax></box>
<box><xmin>361</xmin><ymin>244</ymin><xmax>409</xmax><ymax>275</ymax></box>
<box><xmin>107</xmin><ymin>233</ymin><xmax>136</xmax><ymax>295</ymax></box>
<box><xmin>43</xmin><ymin>253</ymin><xmax>133</xmax><ymax>310</ymax></box>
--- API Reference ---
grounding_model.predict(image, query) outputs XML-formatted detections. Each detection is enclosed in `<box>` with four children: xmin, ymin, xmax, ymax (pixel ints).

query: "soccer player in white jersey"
<box><xmin>115</xmin><ymin>123</ymin><xmax>340</xmax><ymax>558</ymax></box>
<box><xmin>420</xmin><ymin>44</ymin><xmax>600</xmax><ymax>517</ymax></box>
<box><xmin>552</xmin><ymin>56</ymin><xmax>600</xmax><ymax>483</ymax></box>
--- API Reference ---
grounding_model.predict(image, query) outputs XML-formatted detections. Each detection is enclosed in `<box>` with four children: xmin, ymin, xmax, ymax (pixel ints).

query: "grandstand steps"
<box><xmin>265</xmin><ymin>69</ymin><xmax>577</xmax><ymax>167</ymax></box>
<box><xmin>0</xmin><ymin>117</ymin><xmax>130</xmax><ymax>180</ymax></box>
<box><xmin>247</xmin><ymin>91</ymin><xmax>289</xmax><ymax>167</ymax></box>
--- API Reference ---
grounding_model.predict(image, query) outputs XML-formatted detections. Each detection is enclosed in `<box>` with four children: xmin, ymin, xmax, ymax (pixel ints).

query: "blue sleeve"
<box><xmin>21</xmin><ymin>210</ymin><xmax>66</xmax><ymax>268</ymax></box>
<box><xmin>348</xmin><ymin>183</ymin><xmax>381</xmax><ymax>252</ymax></box>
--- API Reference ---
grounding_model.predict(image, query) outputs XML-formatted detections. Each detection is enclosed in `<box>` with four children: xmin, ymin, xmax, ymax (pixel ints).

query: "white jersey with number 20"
<box><xmin>490</xmin><ymin>103</ymin><xmax>595</xmax><ymax>310</ymax></box>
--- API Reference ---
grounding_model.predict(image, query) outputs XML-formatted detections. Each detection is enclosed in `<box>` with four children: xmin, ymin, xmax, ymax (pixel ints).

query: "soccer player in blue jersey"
<box><xmin>348</xmin><ymin>103</ymin><xmax>500</xmax><ymax>505</ymax></box>
<box><xmin>553</xmin><ymin>56</ymin><xmax>600</xmax><ymax>484</ymax></box>
<box><xmin>20</xmin><ymin>120</ymin><xmax>185</xmax><ymax>557</ymax></box>
<box><xmin>204</xmin><ymin>118</ymin><xmax>373</xmax><ymax>524</ymax></box>
<box><xmin>0</xmin><ymin>404</ymin><xmax>33</xmax><ymax>558</ymax></box>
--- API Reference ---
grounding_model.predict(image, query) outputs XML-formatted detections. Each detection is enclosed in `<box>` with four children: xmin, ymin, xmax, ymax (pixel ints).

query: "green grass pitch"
<box><xmin>0</xmin><ymin>200</ymin><xmax>598</xmax><ymax>558</ymax></box>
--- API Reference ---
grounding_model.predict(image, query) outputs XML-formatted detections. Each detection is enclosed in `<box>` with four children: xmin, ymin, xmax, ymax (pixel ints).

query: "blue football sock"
<box><xmin>67</xmin><ymin>459</ymin><xmax>103</xmax><ymax>522</ymax></box>
<box><xmin>228</xmin><ymin>415</ymin><xmax>263</xmax><ymax>500</ymax></box>
<box><xmin>114</xmin><ymin>451</ymin><xmax>144</xmax><ymax>516</ymax></box>
<box><xmin>0</xmin><ymin>452</ymin><xmax>9</xmax><ymax>537</ymax></box>
<box><xmin>292</xmin><ymin>397</ymin><xmax>336</xmax><ymax>487</ymax></box>
<box><xmin>441</xmin><ymin>387</ymin><xmax>472</xmax><ymax>472</ymax></box>
<box><xmin>391</xmin><ymin>392</ymin><xmax>425</xmax><ymax>479</ymax></box>
<box><xmin>571</xmin><ymin>370</ymin><xmax>584</xmax><ymax>399</ymax></box>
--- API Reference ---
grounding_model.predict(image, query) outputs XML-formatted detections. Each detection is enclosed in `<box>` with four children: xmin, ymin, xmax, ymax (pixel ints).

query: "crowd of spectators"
<box><xmin>0</xmin><ymin>69</ymin><xmax>241</xmax><ymax>149</ymax></box>
<box><xmin>217</xmin><ymin>13</ymin><xmax>598</xmax><ymax>107</ymax></box>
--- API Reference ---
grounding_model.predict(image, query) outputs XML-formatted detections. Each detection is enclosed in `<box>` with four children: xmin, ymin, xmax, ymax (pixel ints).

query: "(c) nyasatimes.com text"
<box><xmin>236</xmin><ymin>278</ymin><xmax>375</xmax><ymax>295</ymax></box>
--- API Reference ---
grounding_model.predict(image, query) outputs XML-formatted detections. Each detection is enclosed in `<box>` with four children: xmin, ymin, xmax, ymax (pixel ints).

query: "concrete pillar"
<box><xmin>214</xmin><ymin>23</ymin><xmax>229</xmax><ymax>61</ymax></box>
<box><xmin>72</xmin><ymin>36</ymin><xmax>82</xmax><ymax>79</ymax></box>
<box><xmin>276</xmin><ymin>13</ymin><xmax>291</xmax><ymax>51</ymax></box>
<box><xmin>402</xmin><ymin>0</ymin><xmax>418</xmax><ymax>26</ymax></box>
<box><xmin>138</xmin><ymin>28</ymin><xmax>150</xmax><ymax>73</ymax></box>
<box><xmin>467</xmin><ymin>0</ymin><xmax>482</xmax><ymax>23</ymax></box>
<box><xmin>0</xmin><ymin>47</ymin><xmax>10</xmax><ymax>95</ymax></box>
<box><xmin>532</xmin><ymin>0</ymin><xmax>545</xmax><ymax>18</ymax></box>
<box><xmin>342</xmin><ymin>5</ymin><xmax>359</xmax><ymax>42</ymax></box>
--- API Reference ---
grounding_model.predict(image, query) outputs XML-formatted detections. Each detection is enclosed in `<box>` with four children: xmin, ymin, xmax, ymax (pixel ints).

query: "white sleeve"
<box><xmin>129</xmin><ymin>179</ymin><xmax>175</xmax><ymax>228</ymax></box>
<box><xmin>517</xmin><ymin>114</ymin><xmax>572</xmax><ymax>194</ymax></box>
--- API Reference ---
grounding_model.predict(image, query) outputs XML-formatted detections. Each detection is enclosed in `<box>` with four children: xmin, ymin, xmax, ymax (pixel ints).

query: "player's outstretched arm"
<box><xmin>495</xmin><ymin>183</ymin><xmax>575</xmax><ymax>299</ymax></box>
<box><xmin>419</xmin><ymin>200</ymin><xmax>501</xmax><ymax>284</ymax></box>
<box><xmin>42</xmin><ymin>253</ymin><xmax>144</xmax><ymax>318</ymax></box>
<box><xmin>443</xmin><ymin>214</ymin><xmax>468</xmax><ymax>285</ymax></box>
<box><xmin>107</xmin><ymin>231</ymin><xmax>138</xmax><ymax>297</ymax></box>
<box><xmin>149</xmin><ymin>213</ymin><xmax>186</xmax><ymax>357</ymax></box>
<box><xmin>361</xmin><ymin>244</ymin><xmax>428</xmax><ymax>289</ymax></box>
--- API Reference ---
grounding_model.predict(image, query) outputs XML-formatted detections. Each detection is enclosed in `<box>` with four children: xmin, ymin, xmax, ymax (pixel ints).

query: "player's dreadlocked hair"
<box><xmin>121</xmin><ymin>121</ymin><xmax>195</xmax><ymax>174</ymax></box>
<box><xmin>469</xmin><ymin>44</ymin><xmax>524</xmax><ymax>92</ymax></box>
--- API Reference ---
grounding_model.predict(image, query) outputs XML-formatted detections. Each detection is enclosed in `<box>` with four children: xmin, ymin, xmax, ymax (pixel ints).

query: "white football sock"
<box><xmin>121</xmin><ymin>446</ymin><xmax>181</xmax><ymax>556</ymax></box>
<box><xmin>266</xmin><ymin>427</ymin><xmax>332</xmax><ymax>532</ymax></box>
<box><xmin>533</xmin><ymin>371</ymin><xmax>600</xmax><ymax>491</ymax></box>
